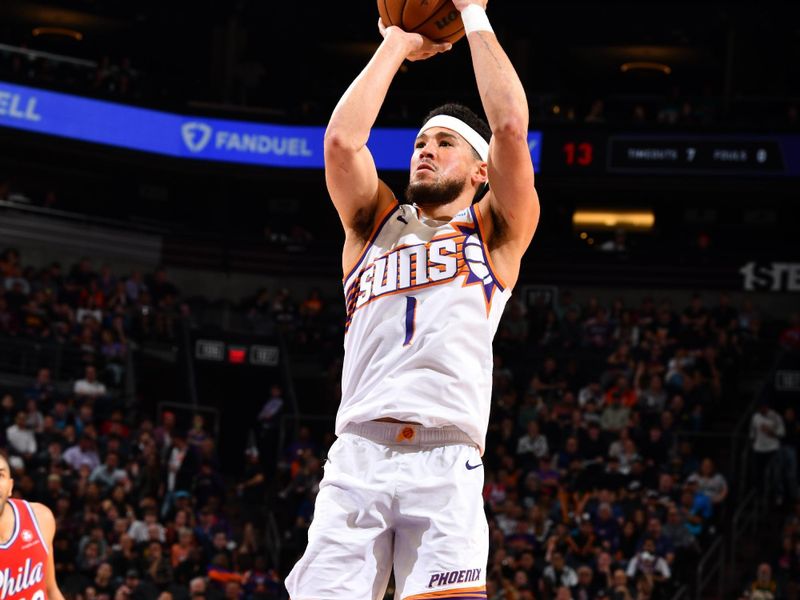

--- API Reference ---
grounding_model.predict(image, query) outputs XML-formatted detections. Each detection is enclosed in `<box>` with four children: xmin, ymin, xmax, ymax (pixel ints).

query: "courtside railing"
<box><xmin>669</xmin><ymin>585</ymin><xmax>688</xmax><ymax>600</ymax></box>
<box><xmin>265</xmin><ymin>510</ymin><xmax>282</xmax><ymax>570</ymax></box>
<box><xmin>695</xmin><ymin>536</ymin><xmax>726</xmax><ymax>600</ymax></box>
<box><xmin>729</xmin><ymin>489</ymin><xmax>760</xmax><ymax>576</ymax></box>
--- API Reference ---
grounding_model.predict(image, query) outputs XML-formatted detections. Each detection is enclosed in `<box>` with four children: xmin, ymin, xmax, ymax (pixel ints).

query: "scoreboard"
<box><xmin>540</xmin><ymin>131</ymin><xmax>800</xmax><ymax>178</ymax></box>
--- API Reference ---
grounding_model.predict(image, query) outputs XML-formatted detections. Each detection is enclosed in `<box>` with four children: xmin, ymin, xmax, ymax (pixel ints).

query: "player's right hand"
<box><xmin>378</xmin><ymin>18</ymin><xmax>452</xmax><ymax>61</ymax></box>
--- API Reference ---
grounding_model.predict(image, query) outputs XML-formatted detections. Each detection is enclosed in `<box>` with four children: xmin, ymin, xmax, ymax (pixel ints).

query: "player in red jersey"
<box><xmin>0</xmin><ymin>454</ymin><xmax>64</xmax><ymax>600</ymax></box>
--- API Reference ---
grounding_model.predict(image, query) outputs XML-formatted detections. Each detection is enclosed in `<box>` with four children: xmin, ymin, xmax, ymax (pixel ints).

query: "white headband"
<box><xmin>417</xmin><ymin>114</ymin><xmax>489</xmax><ymax>162</ymax></box>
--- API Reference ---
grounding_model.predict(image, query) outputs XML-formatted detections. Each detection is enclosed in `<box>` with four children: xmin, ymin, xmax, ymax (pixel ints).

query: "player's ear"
<box><xmin>473</xmin><ymin>160</ymin><xmax>488</xmax><ymax>186</ymax></box>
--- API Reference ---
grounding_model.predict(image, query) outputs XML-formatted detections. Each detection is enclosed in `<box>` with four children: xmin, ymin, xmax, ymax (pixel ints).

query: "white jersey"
<box><xmin>337</xmin><ymin>201</ymin><xmax>512</xmax><ymax>451</ymax></box>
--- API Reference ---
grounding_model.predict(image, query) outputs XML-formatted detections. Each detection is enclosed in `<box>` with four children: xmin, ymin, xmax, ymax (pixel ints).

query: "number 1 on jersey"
<box><xmin>403</xmin><ymin>296</ymin><xmax>417</xmax><ymax>346</ymax></box>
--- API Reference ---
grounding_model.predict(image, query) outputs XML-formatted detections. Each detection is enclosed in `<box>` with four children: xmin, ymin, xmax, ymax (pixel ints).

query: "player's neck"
<box><xmin>415</xmin><ymin>195</ymin><xmax>472</xmax><ymax>223</ymax></box>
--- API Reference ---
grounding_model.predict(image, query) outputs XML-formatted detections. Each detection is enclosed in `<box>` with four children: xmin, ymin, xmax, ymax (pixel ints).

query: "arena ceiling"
<box><xmin>0</xmin><ymin>1</ymin><xmax>798</xmax><ymax>117</ymax></box>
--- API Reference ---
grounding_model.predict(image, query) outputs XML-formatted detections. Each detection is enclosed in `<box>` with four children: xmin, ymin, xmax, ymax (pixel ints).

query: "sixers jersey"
<box><xmin>0</xmin><ymin>499</ymin><xmax>48</xmax><ymax>600</ymax></box>
<box><xmin>338</xmin><ymin>201</ymin><xmax>511</xmax><ymax>451</ymax></box>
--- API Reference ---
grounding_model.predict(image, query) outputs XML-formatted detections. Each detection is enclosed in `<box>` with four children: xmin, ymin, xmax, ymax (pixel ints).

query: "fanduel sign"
<box><xmin>0</xmin><ymin>80</ymin><xmax>542</xmax><ymax>171</ymax></box>
<box><xmin>0</xmin><ymin>90</ymin><xmax>41</xmax><ymax>122</ymax></box>
<box><xmin>181</xmin><ymin>121</ymin><xmax>313</xmax><ymax>157</ymax></box>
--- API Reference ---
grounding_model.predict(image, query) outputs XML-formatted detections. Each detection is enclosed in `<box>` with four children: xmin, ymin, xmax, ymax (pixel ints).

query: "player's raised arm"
<box><xmin>31</xmin><ymin>502</ymin><xmax>66</xmax><ymax>600</ymax></box>
<box><xmin>324</xmin><ymin>21</ymin><xmax>451</xmax><ymax>241</ymax></box>
<box><xmin>455</xmin><ymin>0</ymin><xmax>540</xmax><ymax>252</ymax></box>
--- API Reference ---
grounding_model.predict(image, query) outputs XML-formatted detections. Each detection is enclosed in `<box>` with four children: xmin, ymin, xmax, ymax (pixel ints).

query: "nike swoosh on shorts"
<box><xmin>465</xmin><ymin>460</ymin><xmax>483</xmax><ymax>470</ymax></box>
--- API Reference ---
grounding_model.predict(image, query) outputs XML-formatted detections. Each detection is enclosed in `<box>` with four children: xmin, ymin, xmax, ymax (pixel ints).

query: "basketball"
<box><xmin>378</xmin><ymin>0</ymin><xmax>465</xmax><ymax>44</ymax></box>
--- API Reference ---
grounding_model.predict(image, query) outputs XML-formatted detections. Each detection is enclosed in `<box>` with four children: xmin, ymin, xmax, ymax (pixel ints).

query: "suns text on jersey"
<box><xmin>345</xmin><ymin>233</ymin><xmax>468</xmax><ymax>325</ymax></box>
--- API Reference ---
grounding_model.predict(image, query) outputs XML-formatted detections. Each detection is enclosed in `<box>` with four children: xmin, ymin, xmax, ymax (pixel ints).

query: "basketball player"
<box><xmin>0</xmin><ymin>454</ymin><xmax>65</xmax><ymax>600</ymax></box>
<box><xmin>286</xmin><ymin>1</ymin><xmax>539</xmax><ymax>598</ymax></box>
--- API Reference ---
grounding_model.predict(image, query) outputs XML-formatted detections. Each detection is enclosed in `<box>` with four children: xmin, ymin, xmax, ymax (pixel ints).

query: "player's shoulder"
<box><xmin>29</xmin><ymin>502</ymin><xmax>56</xmax><ymax>527</ymax></box>
<box><xmin>347</xmin><ymin>180</ymin><xmax>398</xmax><ymax>242</ymax></box>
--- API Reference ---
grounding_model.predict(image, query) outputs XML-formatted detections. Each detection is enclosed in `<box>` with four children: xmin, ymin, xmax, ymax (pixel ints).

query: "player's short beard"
<box><xmin>405</xmin><ymin>175</ymin><xmax>467</xmax><ymax>208</ymax></box>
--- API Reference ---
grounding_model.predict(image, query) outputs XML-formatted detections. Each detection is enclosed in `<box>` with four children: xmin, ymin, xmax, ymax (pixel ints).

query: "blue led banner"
<box><xmin>0</xmin><ymin>81</ymin><xmax>542</xmax><ymax>171</ymax></box>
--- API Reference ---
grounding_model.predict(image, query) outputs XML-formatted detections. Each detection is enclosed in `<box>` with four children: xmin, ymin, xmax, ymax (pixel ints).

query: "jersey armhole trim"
<box><xmin>342</xmin><ymin>200</ymin><xmax>400</xmax><ymax>283</ymax></box>
<box><xmin>24</xmin><ymin>500</ymin><xmax>49</xmax><ymax>555</ymax></box>
<box><xmin>0</xmin><ymin>499</ymin><xmax>20</xmax><ymax>549</ymax></box>
<box><xmin>470</xmin><ymin>204</ymin><xmax>508</xmax><ymax>291</ymax></box>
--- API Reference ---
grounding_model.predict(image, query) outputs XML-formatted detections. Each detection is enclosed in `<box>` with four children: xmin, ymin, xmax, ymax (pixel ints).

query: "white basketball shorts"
<box><xmin>285</xmin><ymin>421</ymin><xmax>488</xmax><ymax>600</ymax></box>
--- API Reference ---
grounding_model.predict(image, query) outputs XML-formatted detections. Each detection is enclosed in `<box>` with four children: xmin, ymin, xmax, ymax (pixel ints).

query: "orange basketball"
<box><xmin>378</xmin><ymin>0</ymin><xmax>465</xmax><ymax>44</ymax></box>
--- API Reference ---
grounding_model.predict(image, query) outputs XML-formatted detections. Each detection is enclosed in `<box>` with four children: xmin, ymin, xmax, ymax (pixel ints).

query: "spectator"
<box><xmin>299</xmin><ymin>288</ymin><xmax>324</xmax><ymax>319</ymax></box>
<box><xmin>236</xmin><ymin>447</ymin><xmax>266</xmax><ymax>522</ymax></box>
<box><xmin>626</xmin><ymin>537</ymin><xmax>671</xmax><ymax>584</ymax></box>
<box><xmin>101</xmin><ymin>329</ymin><xmax>128</xmax><ymax>385</ymax></box>
<box><xmin>567</xmin><ymin>516</ymin><xmax>600</xmax><ymax>566</ymax></box>
<box><xmin>144</xmin><ymin>540</ymin><xmax>174</xmax><ymax>589</ymax></box>
<box><xmin>129</xmin><ymin>506</ymin><xmax>166</xmax><ymax>544</ymax></box>
<box><xmin>26</xmin><ymin>367</ymin><xmax>56</xmax><ymax>407</ymax></box>
<box><xmin>118</xmin><ymin>568</ymin><xmax>158</xmax><ymax>600</ymax></box>
<box><xmin>542</xmin><ymin>551</ymin><xmax>578</xmax><ymax>595</ymax></box>
<box><xmin>517</xmin><ymin>420</ymin><xmax>549</xmax><ymax>468</ymax></box>
<box><xmin>746</xmin><ymin>563</ymin><xmax>777</xmax><ymax>600</ymax></box>
<box><xmin>601</xmin><ymin>394</ymin><xmax>630</xmax><ymax>433</ymax></box>
<box><xmin>584</xmin><ymin>308</ymin><xmax>613</xmax><ymax>351</ymax></box>
<box><xmin>74</xmin><ymin>365</ymin><xmax>108</xmax><ymax>399</ymax></box>
<box><xmin>751</xmin><ymin>400</ymin><xmax>786</xmax><ymax>504</ymax></box>
<box><xmin>6</xmin><ymin>410</ymin><xmax>37</xmax><ymax>459</ymax></box>
<box><xmin>92</xmin><ymin>562</ymin><xmax>116</xmax><ymax>598</ymax></box>
<box><xmin>637</xmin><ymin>372</ymin><xmax>668</xmax><ymax>416</ymax></box>
<box><xmin>187</xmin><ymin>414</ymin><xmax>209</xmax><ymax>449</ymax></box>
<box><xmin>153</xmin><ymin>411</ymin><xmax>176</xmax><ymax>459</ymax></box>
<box><xmin>64</xmin><ymin>433</ymin><xmax>101</xmax><ymax>472</ymax></box>
<box><xmin>604</xmin><ymin>376</ymin><xmax>637</xmax><ymax>408</ymax></box>
<box><xmin>573</xmin><ymin>564</ymin><xmax>600</xmax><ymax>600</ymax></box>
<box><xmin>607</xmin><ymin>568</ymin><xmax>634</xmax><ymax>600</ymax></box>
<box><xmin>90</xmin><ymin>452</ymin><xmax>127</xmax><ymax>490</ymax></box>
<box><xmin>594</xmin><ymin>502</ymin><xmax>621</xmax><ymax>552</ymax></box>
<box><xmin>687</xmin><ymin>457</ymin><xmax>728</xmax><ymax>511</ymax></box>
<box><xmin>257</xmin><ymin>385</ymin><xmax>285</xmax><ymax>476</ymax></box>
<box><xmin>125</xmin><ymin>270</ymin><xmax>147</xmax><ymax>303</ymax></box>
<box><xmin>192</xmin><ymin>460</ymin><xmax>226</xmax><ymax>511</ymax></box>
<box><xmin>662</xmin><ymin>504</ymin><xmax>699</xmax><ymax>565</ymax></box>
<box><xmin>679</xmin><ymin>481</ymin><xmax>711</xmax><ymax>539</ymax></box>
<box><xmin>530</xmin><ymin>357</ymin><xmax>567</xmax><ymax>402</ymax></box>
<box><xmin>781</xmin><ymin>406</ymin><xmax>800</xmax><ymax>503</ymax></box>
<box><xmin>170</xmin><ymin>527</ymin><xmax>195</xmax><ymax>569</ymax></box>
<box><xmin>148</xmin><ymin>267</ymin><xmax>178</xmax><ymax>307</ymax></box>
<box><xmin>711</xmin><ymin>293</ymin><xmax>738</xmax><ymax>332</ymax></box>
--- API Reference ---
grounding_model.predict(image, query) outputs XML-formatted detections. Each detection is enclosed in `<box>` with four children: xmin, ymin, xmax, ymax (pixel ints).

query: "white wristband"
<box><xmin>461</xmin><ymin>4</ymin><xmax>493</xmax><ymax>35</ymax></box>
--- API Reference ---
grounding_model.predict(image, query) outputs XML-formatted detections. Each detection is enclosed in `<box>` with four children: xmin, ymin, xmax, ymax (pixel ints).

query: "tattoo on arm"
<box><xmin>475</xmin><ymin>32</ymin><xmax>504</xmax><ymax>69</ymax></box>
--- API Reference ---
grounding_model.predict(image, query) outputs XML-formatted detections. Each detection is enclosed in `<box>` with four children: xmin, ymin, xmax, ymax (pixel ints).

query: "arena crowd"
<box><xmin>0</xmin><ymin>247</ymin><xmax>790</xmax><ymax>599</ymax></box>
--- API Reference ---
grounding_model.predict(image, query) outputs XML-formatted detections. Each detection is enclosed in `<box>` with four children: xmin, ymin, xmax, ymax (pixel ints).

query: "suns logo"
<box><xmin>21</xmin><ymin>530</ymin><xmax>33</xmax><ymax>543</ymax></box>
<box><xmin>462</xmin><ymin>234</ymin><xmax>493</xmax><ymax>287</ymax></box>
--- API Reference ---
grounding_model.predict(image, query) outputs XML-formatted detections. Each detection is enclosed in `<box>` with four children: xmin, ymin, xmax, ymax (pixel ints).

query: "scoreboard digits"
<box><xmin>540</xmin><ymin>131</ymin><xmax>798</xmax><ymax>177</ymax></box>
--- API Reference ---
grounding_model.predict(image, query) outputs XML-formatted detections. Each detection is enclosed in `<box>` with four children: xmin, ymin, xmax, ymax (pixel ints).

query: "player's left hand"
<box><xmin>453</xmin><ymin>0</ymin><xmax>488</xmax><ymax>11</ymax></box>
<box><xmin>378</xmin><ymin>18</ymin><xmax>452</xmax><ymax>62</ymax></box>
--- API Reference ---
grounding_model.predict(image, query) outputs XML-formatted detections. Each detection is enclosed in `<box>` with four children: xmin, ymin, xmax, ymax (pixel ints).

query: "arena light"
<box><xmin>228</xmin><ymin>346</ymin><xmax>247</xmax><ymax>364</ymax></box>
<box><xmin>573</xmin><ymin>209</ymin><xmax>655</xmax><ymax>231</ymax></box>
<box><xmin>32</xmin><ymin>27</ymin><xmax>83</xmax><ymax>41</ymax></box>
<box><xmin>620</xmin><ymin>61</ymin><xmax>672</xmax><ymax>75</ymax></box>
